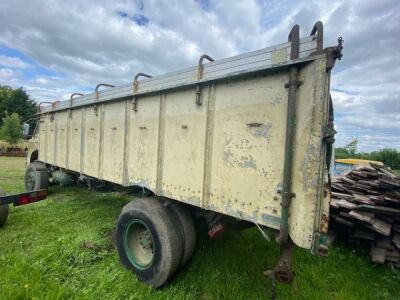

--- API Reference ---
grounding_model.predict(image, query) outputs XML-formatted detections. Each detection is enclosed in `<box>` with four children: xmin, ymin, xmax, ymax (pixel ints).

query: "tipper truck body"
<box><xmin>22</xmin><ymin>21</ymin><xmax>342</xmax><ymax>287</ymax></box>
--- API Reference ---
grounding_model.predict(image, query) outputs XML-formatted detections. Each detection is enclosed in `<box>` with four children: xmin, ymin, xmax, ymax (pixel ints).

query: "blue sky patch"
<box><xmin>0</xmin><ymin>44</ymin><xmax>62</xmax><ymax>80</ymax></box>
<box><xmin>118</xmin><ymin>11</ymin><xmax>149</xmax><ymax>26</ymax></box>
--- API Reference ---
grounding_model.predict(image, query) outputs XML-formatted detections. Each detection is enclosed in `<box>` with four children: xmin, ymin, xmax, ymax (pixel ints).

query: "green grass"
<box><xmin>0</xmin><ymin>157</ymin><xmax>399</xmax><ymax>299</ymax></box>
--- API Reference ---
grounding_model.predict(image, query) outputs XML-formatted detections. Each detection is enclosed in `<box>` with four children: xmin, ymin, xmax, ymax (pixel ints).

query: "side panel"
<box><xmin>207</xmin><ymin>59</ymin><xmax>328</xmax><ymax>249</ymax></box>
<box><xmin>55</xmin><ymin>111</ymin><xmax>68</xmax><ymax>168</ymax></box>
<box><xmin>83</xmin><ymin>107</ymin><xmax>100</xmax><ymax>177</ymax></box>
<box><xmin>127</xmin><ymin>95</ymin><xmax>160</xmax><ymax>190</ymax></box>
<box><xmin>68</xmin><ymin>109</ymin><xmax>83</xmax><ymax>171</ymax></box>
<box><xmin>102</xmin><ymin>102</ymin><xmax>126</xmax><ymax>183</ymax></box>
<box><xmin>160</xmin><ymin>88</ymin><xmax>208</xmax><ymax>206</ymax></box>
<box><xmin>208</xmin><ymin>74</ymin><xmax>288</xmax><ymax>229</ymax></box>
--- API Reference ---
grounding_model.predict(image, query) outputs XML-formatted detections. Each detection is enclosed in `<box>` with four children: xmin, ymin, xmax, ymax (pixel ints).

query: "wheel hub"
<box><xmin>139</xmin><ymin>230</ymin><xmax>153</xmax><ymax>250</ymax></box>
<box><xmin>124</xmin><ymin>220</ymin><xmax>155</xmax><ymax>270</ymax></box>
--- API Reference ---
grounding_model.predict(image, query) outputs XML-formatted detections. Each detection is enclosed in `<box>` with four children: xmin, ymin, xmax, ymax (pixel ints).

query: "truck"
<box><xmin>20</xmin><ymin>21</ymin><xmax>343</xmax><ymax>288</ymax></box>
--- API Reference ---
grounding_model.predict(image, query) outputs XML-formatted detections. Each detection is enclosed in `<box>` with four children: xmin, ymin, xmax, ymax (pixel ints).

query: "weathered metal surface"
<box><xmin>32</xmin><ymin>25</ymin><xmax>337</xmax><ymax>250</ymax></box>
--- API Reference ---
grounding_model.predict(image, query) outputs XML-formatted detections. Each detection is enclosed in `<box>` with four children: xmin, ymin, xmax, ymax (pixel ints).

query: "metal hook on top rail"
<box><xmin>68</xmin><ymin>93</ymin><xmax>84</xmax><ymax>118</ymax></box>
<box><xmin>196</xmin><ymin>54</ymin><xmax>214</xmax><ymax>106</ymax></box>
<box><xmin>132</xmin><ymin>73</ymin><xmax>153</xmax><ymax>112</ymax></box>
<box><xmin>93</xmin><ymin>83</ymin><xmax>115</xmax><ymax>115</ymax></box>
<box><xmin>37</xmin><ymin>101</ymin><xmax>53</xmax><ymax>113</ymax></box>
<box><xmin>288</xmin><ymin>24</ymin><xmax>300</xmax><ymax>60</ymax></box>
<box><xmin>69</xmin><ymin>93</ymin><xmax>84</xmax><ymax>106</ymax></box>
<box><xmin>49</xmin><ymin>101</ymin><xmax>59</xmax><ymax>122</ymax></box>
<box><xmin>197</xmin><ymin>54</ymin><xmax>214</xmax><ymax>80</ymax></box>
<box><xmin>310</xmin><ymin>21</ymin><xmax>323</xmax><ymax>53</ymax></box>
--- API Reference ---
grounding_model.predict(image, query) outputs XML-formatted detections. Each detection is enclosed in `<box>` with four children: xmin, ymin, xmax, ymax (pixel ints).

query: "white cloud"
<box><xmin>0</xmin><ymin>55</ymin><xmax>31</xmax><ymax>69</ymax></box>
<box><xmin>0</xmin><ymin>68</ymin><xmax>14</xmax><ymax>79</ymax></box>
<box><xmin>0</xmin><ymin>0</ymin><xmax>398</xmax><ymax>152</ymax></box>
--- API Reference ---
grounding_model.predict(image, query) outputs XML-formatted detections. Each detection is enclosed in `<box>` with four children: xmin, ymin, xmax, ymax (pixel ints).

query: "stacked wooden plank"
<box><xmin>330</xmin><ymin>163</ymin><xmax>400</xmax><ymax>267</ymax></box>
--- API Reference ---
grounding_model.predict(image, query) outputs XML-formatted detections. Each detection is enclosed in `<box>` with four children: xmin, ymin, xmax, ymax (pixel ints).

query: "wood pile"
<box><xmin>330</xmin><ymin>163</ymin><xmax>400</xmax><ymax>268</ymax></box>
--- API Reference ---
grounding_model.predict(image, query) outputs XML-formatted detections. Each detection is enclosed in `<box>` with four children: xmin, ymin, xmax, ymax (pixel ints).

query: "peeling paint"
<box><xmin>250</xmin><ymin>123</ymin><xmax>272</xmax><ymax>139</ymax></box>
<box><xmin>238</xmin><ymin>155</ymin><xmax>257</xmax><ymax>169</ymax></box>
<box><xmin>262</xmin><ymin>214</ymin><xmax>281</xmax><ymax>226</ymax></box>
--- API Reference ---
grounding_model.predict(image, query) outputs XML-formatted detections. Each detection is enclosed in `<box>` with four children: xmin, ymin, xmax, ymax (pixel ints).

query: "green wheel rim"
<box><xmin>123</xmin><ymin>219</ymin><xmax>155</xmax><ymax>270</ymax></box>
<box><xmin>25</xmin><ymin>170</ymin><xmax>36</xmax><ymax>191</ymax></box>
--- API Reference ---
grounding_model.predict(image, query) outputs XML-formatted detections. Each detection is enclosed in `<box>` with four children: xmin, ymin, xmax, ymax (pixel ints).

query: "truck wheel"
<box><xmin>116</xmin><ymin>197</ymin><xmax>183</xmax><ymax>288</ymax></box>
<box><xmin>25</xmin><ymin>162</ymin><xmax>49</xmax><ymax>191</ymax></box>
<box><xmin>0</xmin><ymin>189</ymin><xmax>9</xmax><ymax>227</ymax></box>
<box><xmin>167</xmin><ymin>202</ymin><xmax>196</xmax><ymax>268</ymax></box>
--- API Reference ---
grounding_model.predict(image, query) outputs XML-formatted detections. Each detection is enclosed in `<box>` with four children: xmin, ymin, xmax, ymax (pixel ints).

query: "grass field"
<box><xmin>0</xmin><ymin>157</ymin><xmax>399</xmax><ymax>299</ymax></box>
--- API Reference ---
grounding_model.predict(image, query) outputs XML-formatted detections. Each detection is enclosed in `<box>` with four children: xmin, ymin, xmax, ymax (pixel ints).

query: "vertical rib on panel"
<box><xmin>156</xmin><ymin>93</ymin><xmax>166</xmax><ymax>194</ymax></box>
<box><xmin>202</xmin><ymin>83</ymin><xmax>216</xmax><ymax>209</ymax></box>
<box><xmin>123</xmin><ymin>99</ymin><xmax>131</xmax><ymax>186</ymax></box>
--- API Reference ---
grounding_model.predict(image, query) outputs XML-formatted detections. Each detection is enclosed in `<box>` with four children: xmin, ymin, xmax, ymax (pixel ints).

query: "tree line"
<box><xmin>335</xmin><ymin>138</ymin><xmax>400</xmax><ymax>170</ymax></box>
<box><xmin>0</xmin><ymin>85</ymin><xmax>37</xmax><ymax>145</ymax></box>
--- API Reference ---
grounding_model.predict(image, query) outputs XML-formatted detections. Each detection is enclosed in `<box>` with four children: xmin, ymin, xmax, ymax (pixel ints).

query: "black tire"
<box><xmin>25</xmin><ymin>162</ymin><xmax>49</xmax><ymax>191</ymax></box>
<box><xmin>0</xmin><ymin>189</ymin><xmax>9</xmax><ymax>227</ymax></box>
<box><xmin>167</xmin><ymin>202</ymin><xmax>196</xmax><ymax>268</ymax></box>
<box><xmin>116</xmin><ymin>197</ymin><xmax>183</xmax><ymax>288</ymax></box>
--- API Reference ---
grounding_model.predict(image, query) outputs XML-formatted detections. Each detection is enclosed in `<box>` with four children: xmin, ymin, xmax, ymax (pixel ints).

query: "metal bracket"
<box><xmin>132</xmin><ymin>73</ymin><xmax>153</xmax><ymax>111</ymax></box>
<box><xmin>196</xmin><ymin>54</ymin><xmax>214</xmax><ymax>106</ymax></box>
<box><xmin>195</xmin><ymin>84</ymin><xmax>202</xmax><ymax>106</ymax></box>
<box><xmin>284</xmin><ymin>80</ymin><xmax>303</xmax><ymax>88</ymax></box>
<box><xmin>324</xmin><ymin>37</ymin><xmax>344</xmax><ymax>70</ymax></box>
<box><xmin>49</xmin><ymin>101</ymin><xmax>59</xmax><ymax>121</ymax></box>
<box><xmin>265</xmin><ymin>239</ymin><xmax>294</xmax><ymax>283</ymax></box>
<box><xmin>323</xmin><ymin>122</ymin><xmax>337</xmax><ymax>144</ymax></box>
<box><xmin>312</xmin><ymin>232</ymin><xmax>329</xmax><ymax>256</ymax></box>
<box><xmin>94</xmin><ymin>83</ymin><xmax>115</xmax><ymax>115</ymax></box>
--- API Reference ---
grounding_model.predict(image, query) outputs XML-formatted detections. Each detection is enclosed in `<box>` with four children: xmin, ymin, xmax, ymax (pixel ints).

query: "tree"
<box><xmin>344</xmin><ymin>137</ymin><xmax>358</xmax><ymax>157</ymax></box>
<box><xmin>334</xmin><ymin>147</ymin><xmax>349</xmax><ymax>159</ymax></box>
<box><xmin>0</xmin><ymin>85</ymin><xmax>37</xmax><ymax>135</ymax></box>
<box><xmin>0</xmin><ymin>112</ymin><xmax>23</xmax><ymax>146</ymax></box>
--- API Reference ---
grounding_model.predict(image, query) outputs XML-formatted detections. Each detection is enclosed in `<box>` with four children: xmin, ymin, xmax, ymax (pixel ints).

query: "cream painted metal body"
<box><xmin>32</xmin><ymin>34</ymin><xmax>334</xmax><ymax>251</ymax></box>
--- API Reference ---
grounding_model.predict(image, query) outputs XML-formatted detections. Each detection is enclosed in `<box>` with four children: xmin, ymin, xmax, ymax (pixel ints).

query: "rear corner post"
<box><xmin>268</xmin><ymin>23</ymin><xmax>303</xmax><ymax>286</ymax></box>
<box><xmin>277</xmin><ymin>23</ymin><xmax>301</xmax><ymax>246</ymax></box>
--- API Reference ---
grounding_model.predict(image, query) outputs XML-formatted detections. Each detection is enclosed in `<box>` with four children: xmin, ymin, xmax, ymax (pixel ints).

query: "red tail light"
<box><xmin>15</xmin><ymin>190</ymin><xmax>48</xmax><ymax>206</ymax></box>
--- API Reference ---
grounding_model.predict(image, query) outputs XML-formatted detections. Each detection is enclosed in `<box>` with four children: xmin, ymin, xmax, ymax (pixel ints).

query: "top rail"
<box><xmin>38</xmin><ymin>28</ymin><xmax>328</xmax><ymax>114</ymax></box>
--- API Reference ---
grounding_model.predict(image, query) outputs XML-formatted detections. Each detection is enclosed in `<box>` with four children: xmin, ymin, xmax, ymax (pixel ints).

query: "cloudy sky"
<box><xmin>0</xmin><ymin>0</ymin><xmax>399</xmax><ymax>152</ymax></box>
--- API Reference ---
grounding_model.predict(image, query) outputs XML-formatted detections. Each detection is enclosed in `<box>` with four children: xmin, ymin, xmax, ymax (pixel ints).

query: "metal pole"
<box><xmin>277</xmin><ymin>24</ymin><xmax>300</xmax><ymax>245</ymax></box>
